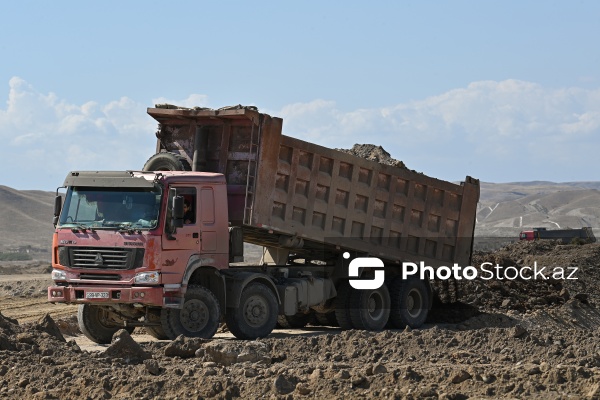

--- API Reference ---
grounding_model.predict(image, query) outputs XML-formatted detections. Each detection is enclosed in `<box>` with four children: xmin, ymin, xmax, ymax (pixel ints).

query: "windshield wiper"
<box><xmin>117</xmin><ymin>223</ymin><xmax>141</xmax><ymax>234</ymax></box>
<box><xmin>71</xmin><ymin>224</ymin><xmax>96</xmax><ymax>233</ymax></box>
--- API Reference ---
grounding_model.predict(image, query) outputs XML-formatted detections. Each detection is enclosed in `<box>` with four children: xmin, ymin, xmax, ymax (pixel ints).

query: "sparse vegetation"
<box><xmin>0</xmin><ymin>252</ymin><xmax>33</xmax><ymax>261</ymax></box>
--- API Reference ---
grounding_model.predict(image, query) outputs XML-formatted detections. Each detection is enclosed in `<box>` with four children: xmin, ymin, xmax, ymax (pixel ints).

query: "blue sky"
<box><xmin>1</xmin><ymin>1</ymin><xmax>599</xmax><ymax>190</ymax></box>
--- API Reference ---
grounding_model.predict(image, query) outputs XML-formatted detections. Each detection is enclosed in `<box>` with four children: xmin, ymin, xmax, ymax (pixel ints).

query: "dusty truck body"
<box><xmin>48</xmin><ymin>105</ymin><xmax>480</xmax><ymax>343</ymax></box>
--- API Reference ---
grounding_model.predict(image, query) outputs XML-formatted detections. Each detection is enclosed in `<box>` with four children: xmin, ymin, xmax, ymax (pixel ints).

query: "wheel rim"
<box><xmin>406</xmin><ymin>288</ymin><xmax>423</xmax><ymax>318</ymax></box>
<box><xmin>180</xmin><ymin>299</ymin><xmax>209</xmax><ymax>332</ymax></box>
<box><xmin>243</xmin><ymin>294</ymin><xmax>269</xmax><ymax>328</ymax></box>
<box><xmin>367</xmin><ymin>291</ymin><xmax>385</xmax><ymax>321</ymax></box>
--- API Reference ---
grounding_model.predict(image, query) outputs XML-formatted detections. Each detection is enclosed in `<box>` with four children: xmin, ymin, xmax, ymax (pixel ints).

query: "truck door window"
<box><xmin>168</xmin><ymin>187</ymin><xmax>196</xmax><ymax>226</ymax></box>
<box><xmin>184</xmin><ymin>199</ymin><xmax>195</xmax><ymax>224</ymax></box>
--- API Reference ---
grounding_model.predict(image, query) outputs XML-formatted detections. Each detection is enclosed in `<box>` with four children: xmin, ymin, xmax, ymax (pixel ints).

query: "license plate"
<box><xmin>86</xmin><ymin>291</ymin><xmax>109</xmax><ymax>299</ymax></box>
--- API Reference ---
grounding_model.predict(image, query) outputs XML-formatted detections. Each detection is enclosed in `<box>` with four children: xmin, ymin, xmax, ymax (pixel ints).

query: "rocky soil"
<box><xmin>465</xmin><ymin>240</ymin><xmax>600</xmax><ymax>313</ymax></box>
<box><xmin>336</xmin><ymin>144</ymin><xmax>407</xmax><ymax>169</ymax></box>
<box><xmin>2</xmin><ymin>241</ymin><xmax>600</xmax><ymax>399</ymax></box>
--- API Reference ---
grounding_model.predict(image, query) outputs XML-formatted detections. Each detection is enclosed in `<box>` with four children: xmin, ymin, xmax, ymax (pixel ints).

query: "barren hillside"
<box><xmin>476</xmin><ymin>182</ymin><xmax>600</xmax><ymax>240</ymax></box>
<box><xmin>0</xmin><ymin>186</ymin><xmax>55</xmax><ymax>259</ymax></box>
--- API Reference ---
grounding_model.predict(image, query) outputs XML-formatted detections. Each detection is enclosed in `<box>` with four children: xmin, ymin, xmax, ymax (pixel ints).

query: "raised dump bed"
<box><xmin>146</xmin><ymin>105</ymin><xmax>479</xmax><ymax>267</ymax></box>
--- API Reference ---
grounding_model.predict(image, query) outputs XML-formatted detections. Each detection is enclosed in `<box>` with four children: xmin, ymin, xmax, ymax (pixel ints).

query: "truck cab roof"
<box><xmin>63</xmin><ymin>170</ymin><xmax>226</xmax><ymax>188</ymax></box>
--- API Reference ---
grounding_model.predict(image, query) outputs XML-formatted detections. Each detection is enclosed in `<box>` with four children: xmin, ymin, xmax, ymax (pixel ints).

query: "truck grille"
<box><xmin>61</xmin><ymin>247</ymin><xmax>144</xmax><ymax>270</ymax></box>
<box><xmin>79</xmin><ymin>273</ymin><xmax>121</xmax><ymax>281</ymax></box>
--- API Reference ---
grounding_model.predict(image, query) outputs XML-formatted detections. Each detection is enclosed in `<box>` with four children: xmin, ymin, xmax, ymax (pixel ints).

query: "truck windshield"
<box><xmin>59</xmin><ymin>186</ymin><xmax>162</xmax><ymax>230</ymax></box>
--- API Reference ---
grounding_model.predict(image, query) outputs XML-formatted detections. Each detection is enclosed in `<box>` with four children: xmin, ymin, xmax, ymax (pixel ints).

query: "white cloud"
<box><xmin>0</xmin><ymin>77</ymin><xmax>158</xmax><ymax>190</ymax></box>
<box><xmin>1</xmin><ymin>77</ymin><xmax>599</xmax><ymax>190</ymax></box>
<box><xmin>274</xmin><ymin>79</ymin><xmax>600</xmax><ymax>182</ymax></box>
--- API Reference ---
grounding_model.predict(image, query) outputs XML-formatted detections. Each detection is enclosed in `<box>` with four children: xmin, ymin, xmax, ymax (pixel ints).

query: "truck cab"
<box><xmin>49</xmin><ymin>170</ymin><xmax>232</xmax><ymax>342</ymax></box>
<box><xmin>519</xmin><ymin>231</ymin><xmax>535</xmax><ymax>240</ymax></box>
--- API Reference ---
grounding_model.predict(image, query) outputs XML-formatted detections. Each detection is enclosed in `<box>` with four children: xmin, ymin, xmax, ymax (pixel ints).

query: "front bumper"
<box><xmin>48</xmin><ymin>285</ymin><xmax>184</xmax><ymax>308</ymax></box>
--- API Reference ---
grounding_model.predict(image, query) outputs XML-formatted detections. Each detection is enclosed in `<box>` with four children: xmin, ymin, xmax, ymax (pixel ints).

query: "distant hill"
<box><xmin>0</xmin><ymin>186</ymin><xmax>56</xmax><ymax>259</ymax></box>
<box><xmin>0</xmin><ymin>181</ymin><xmax>599</xmax><ymax>259</ymax></box>
<box><xmin>476</xmin><ymin>181</ymin><xmax>600</xmax><ymax>239</ymax></box>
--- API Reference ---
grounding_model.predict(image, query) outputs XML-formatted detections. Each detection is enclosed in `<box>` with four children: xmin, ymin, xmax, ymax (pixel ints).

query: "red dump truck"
<box><xmin>519</xmin><ymin>227</ymin><xmax>596</xmax><ymax>244</ymax></box>
<box><xmin>48</xmin><ymin>105</ymin><xmax>479</xmax><ymax>343</ymax></box>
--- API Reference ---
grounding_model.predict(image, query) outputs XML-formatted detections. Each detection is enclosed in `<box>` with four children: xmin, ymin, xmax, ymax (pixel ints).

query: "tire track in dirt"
<box><xmin>0</xmin><ymin>295</ymin><xmax>77</xmax><ymax>324</ymax></box>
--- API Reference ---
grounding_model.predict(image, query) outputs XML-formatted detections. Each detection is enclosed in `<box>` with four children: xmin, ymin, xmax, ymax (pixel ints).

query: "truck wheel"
<box><xmin>334</xmin><ymin>282</ymin><xmax>354</xmax><ymax>330</ymax></box>
<box><xmin>225</xmin><ymin>282</ymin><xmax>278</xmax><ymax>340</ymax></box>
<box><xmin>388</xmin><ymin>276</ymin><xmax>430</xmax><ymax>329</ymax></box>
<box><xmin>142</xmin><ymin>152</ymin><xmax>191</xmax><ymax>171</ymax></box>
<box><xmin>276</xmin><ymin>313</ymin><xmax>311</xmax><ymax>329</ymax></box>
<box><xmin>160</xmin><ymin>285</ymin><xmax>220</xmax><ymax>339</ymax></box>
<box><xmin>349</xmin><ymin>285</ymin><xmax>390</xmax><ymax>331</ymax></box>
<box><xmin>78</xmin><ymin>304</ymin><xmax>131</xmax><ymax>344</ymax></box>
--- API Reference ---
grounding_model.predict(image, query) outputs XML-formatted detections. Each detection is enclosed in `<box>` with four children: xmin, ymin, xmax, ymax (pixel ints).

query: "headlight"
<box><xmin>51</xmin><ymin>269</ymin><xmax>67</xmax><ymax>281</ymax></box>
<box><xmin>134</xmin><ymin>271</ymin><xmax>160</xmax><ymax>284</ymax></box>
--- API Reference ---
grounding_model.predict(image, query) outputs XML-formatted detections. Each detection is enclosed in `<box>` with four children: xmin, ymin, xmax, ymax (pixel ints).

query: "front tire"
<box><xmin>160</xmin><ymin>285</ymin><xmax>221</xmax><ymax>339</ymax></box>
<box><xmin>78</xmin><ymin>304</ymin><xmax>131</xmax><ymax>344</ymax></box>
<box><xmin>226</xmin><ymin>282</ymin><xmax>278</xmax><ymax>340</ymax></box>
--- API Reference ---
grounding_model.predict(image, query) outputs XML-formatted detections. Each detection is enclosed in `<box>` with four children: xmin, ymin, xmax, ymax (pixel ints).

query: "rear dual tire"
<box><xmin>335</xmin><ymin>282</ymin><xmax>390</xmax><ymax>331</ymax></box>
<box><xmin>349</xmin><ymin>285</ymin><xmax>390</xmax><ymax>331</ymax></box>
<box><xmin>334</xmin><ymin>276</ymin><xmax>430</xmax><ymax>331</ymax></box>
<box><xmin>388</xmin><ymin>276</ymin><xmax>430</xmax><ymax>329</ymax></box>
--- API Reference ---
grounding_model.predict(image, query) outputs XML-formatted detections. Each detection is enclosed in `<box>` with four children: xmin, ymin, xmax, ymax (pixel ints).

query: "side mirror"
<box><xmin>171</xmin><ymin>195</ymin><xmax>184</xmax><ymax>230</ymax></box>
<box><xmin>53</xmin><ymin>195</ymin><xmax>62</xmax><ymax>227</ymax></box>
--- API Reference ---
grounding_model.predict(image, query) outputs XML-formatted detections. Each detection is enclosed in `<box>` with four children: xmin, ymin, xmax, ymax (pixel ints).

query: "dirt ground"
<box><xmin>2</xmin><ymin>242</ymin><xmax>600</xmax><ymax>399</ymax></box>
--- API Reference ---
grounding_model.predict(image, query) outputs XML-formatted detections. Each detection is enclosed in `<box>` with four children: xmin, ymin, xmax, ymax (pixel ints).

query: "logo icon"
<box><xmin>93</xmin><ymin>253</ymin><xmax>104</xmax><ymax>266</ymax></box>
<box><xmin>345</xmin><ymin>252</ymin><xmax>385</xmax><ymax>290</ymax></box>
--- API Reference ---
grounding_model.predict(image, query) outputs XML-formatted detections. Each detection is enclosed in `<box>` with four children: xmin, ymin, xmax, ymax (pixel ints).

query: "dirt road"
<box><xmin>0</xmin><ymin>273</ymin><xmax>76</xmax><ymax>324</ymax></box>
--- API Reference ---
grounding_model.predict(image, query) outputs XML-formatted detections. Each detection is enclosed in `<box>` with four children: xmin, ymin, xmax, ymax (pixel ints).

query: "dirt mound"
<box><xmin>0</xmin><ymin>312</ymin><xmax>70</xmax><ymax>353</ymax></box>
<box><xmin>3</xmin><ymin>313</ymin><xmax>600</xmax><ymax>398</ymax></box>
<box><xmin>0</xmin><ymin>261</ymin><xmax>51</xmax><ymax>275</ymax></box>
<box><xmin>462</xmin><ymin>241</ymin><xmax>600</xmax><ymax>313</ymax></box>
<box><xmin>336</xmin><ymin>144</ymin><xmax>407</xmax><ymax>169</ymax></box>
<box><xmin>53</xmin><ymin>315</ymin><xmax>81</xmax><ymax>337</ymax></box>
<box><xmin>104</xmin><ymin>329</ymin><xmax>151</xmax><ymax>364</ymax></box>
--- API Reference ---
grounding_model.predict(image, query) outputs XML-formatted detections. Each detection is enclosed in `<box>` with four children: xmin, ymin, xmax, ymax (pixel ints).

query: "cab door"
<box><xmin>162</xmin><ymin>186</ymin><xmax>201</xmax><ymax>251</ymax></box>
<box><xmin>198</xmin><ymin>187</ymin><xmax>217</xmax><ymax>252</ymax></box>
